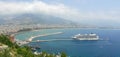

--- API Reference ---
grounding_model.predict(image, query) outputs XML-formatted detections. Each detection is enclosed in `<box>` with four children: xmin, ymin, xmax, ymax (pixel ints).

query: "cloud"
<box><xmin>0</xmin><ymin>0</ymin><xmax>120</xmax><ymax>22</ymax></box>
<box><xmin>0</xmin><ymin>1</ymin><xmax>79</xmax><ymax>19</ymax></box>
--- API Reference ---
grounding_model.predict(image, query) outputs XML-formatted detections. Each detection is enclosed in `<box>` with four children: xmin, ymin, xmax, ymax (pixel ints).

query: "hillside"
<box><xmin>0</xmin><ymin>13</ymin><xmax>78</xmax><ymax>26</ymax></box>
<box><xmin>0</xmin><ymin>34</ymin><xmax>67</xmax><ymax>57</ymax></box>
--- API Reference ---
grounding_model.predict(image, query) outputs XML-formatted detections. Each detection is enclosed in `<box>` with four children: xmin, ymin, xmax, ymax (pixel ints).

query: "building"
<box><xmin>9</xmin><ymin>34</ymin><xmax>15</xmax><ymax>43</ymax></box>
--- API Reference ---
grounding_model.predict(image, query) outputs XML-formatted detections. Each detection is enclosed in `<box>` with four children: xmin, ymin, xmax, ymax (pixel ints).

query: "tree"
<box><xmin>0</xmin><ymin>34</ymin><xmax>67</xmax><ymax>57</ymax></box>
<box><xmin>61</xmin><ymin>52</ymin><xmax>67</xmax><ymax>57</ymax></box>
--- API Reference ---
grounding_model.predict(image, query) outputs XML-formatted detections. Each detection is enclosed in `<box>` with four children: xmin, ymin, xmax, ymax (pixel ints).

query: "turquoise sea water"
<box><xmin>15</xmin><ymin>28</ymin><xmax>120</xmax><ymax>57</ymax></box>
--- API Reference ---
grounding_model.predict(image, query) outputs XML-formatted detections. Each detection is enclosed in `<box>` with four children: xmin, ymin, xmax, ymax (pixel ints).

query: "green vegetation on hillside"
<box><xmin>0</xmin><ymin>34</ymin><xmax>67</xmax><ymax>57</ymax></box>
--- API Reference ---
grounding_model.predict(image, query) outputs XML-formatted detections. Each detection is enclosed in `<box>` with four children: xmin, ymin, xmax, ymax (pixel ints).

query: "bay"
<box><xmin>15</xmin><ymin>28</ymin><xmax>120</xmax><ymax>57</ymax></box>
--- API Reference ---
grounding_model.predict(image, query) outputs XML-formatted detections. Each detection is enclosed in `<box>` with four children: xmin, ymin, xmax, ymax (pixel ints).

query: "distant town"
<box><xmin>0</xmin><ymin>24</ymin><xmax>120</xmax><ymax>35</ymax></box>
<box><xmin>0</xmin><ymin>24</ymin><xmax>87</xmax><ymax>34</ymax></box>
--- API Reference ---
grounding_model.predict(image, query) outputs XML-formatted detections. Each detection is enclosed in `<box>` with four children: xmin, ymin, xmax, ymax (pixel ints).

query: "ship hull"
<box><xmin>72</xmin><ymin>33</ymin><xmax>99</xmax><ymax>40</ymax></box>
<box><xmin>72</xmin><ymin>38</ymin><xmax>99</xmax><ymax>40</ymax></box>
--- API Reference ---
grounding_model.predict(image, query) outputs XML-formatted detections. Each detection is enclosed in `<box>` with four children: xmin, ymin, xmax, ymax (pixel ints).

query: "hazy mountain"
<box><xmin>0</xmin><ymin>13</ymin><xmax>78</xmax><ymax>25</ymax></box>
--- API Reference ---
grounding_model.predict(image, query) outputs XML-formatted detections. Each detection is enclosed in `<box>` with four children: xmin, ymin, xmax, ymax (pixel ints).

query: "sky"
<box><xmin>0</xmin><ymin>0</ymin><xmax>120</xmax><ymax>27</ymax></box>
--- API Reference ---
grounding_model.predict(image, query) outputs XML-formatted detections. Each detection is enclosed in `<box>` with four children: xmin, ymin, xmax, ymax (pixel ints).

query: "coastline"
<box><xmin>13</xmin><ymin>28</ymin><xmax>120</xmax><ymax>57</ymax></box>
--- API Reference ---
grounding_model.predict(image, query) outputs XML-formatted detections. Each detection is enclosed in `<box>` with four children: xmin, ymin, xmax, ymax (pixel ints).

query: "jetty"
<box><xmin>27</xmin><ymin>32</ymin><xmax>63</xmax><ymax>42</ymax></box>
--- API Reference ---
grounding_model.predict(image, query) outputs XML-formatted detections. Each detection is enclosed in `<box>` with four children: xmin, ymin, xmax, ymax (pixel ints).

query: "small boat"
<box><xmin>29</xmin><ymin>45</ymin><xmax>41</xmax><ymax>51</ymax></box>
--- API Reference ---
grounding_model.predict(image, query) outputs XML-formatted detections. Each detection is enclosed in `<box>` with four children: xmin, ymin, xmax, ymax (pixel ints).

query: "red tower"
<box><xmin>9</xmin><ymin>34</ymin><xmax>15</xmax><ymax>43</ymax></box>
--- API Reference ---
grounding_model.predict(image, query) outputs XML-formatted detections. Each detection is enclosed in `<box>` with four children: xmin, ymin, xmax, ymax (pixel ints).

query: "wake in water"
<box><xmin>33</xmin><ymin>39</ymin><xmax>73</xmax><ymax>42</ymax></box>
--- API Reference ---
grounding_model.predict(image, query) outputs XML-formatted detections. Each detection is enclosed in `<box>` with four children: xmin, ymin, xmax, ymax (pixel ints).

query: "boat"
<box><xmin>72</xmin><ymin>33</ymin><xmax>99</xmax><ymax>40</ymax></box>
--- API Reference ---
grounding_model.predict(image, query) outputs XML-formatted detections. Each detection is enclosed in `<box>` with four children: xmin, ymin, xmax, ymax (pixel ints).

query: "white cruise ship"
<box><xmin>73</xmin><ymin>33</ymin><xmax>99</xmax><ymax>40</ymax></box>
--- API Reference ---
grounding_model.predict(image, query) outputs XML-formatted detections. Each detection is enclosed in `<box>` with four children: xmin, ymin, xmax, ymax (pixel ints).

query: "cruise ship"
<box><xmin>72</xmin><ymin>33</ymin><xmax>99</xmax><ymax>40</ymax></box>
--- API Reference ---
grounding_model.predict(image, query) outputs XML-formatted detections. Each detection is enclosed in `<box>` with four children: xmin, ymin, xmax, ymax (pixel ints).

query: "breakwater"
<box><xmin>33</xmin><ymin>39</ymin><xmax>72</xmax><ymax>42</ymax></box>
<box><xmin>27</xmin><ymin>32</ymin><xmax>63</xmax><ymax>42</ymax></box>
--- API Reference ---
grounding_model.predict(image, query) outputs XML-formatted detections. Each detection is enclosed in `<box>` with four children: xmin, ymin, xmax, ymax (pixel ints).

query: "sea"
<box><xmin>15</xmin><ymin>28</ymin><xmax>120</xmax><ymax>57</ymax></box>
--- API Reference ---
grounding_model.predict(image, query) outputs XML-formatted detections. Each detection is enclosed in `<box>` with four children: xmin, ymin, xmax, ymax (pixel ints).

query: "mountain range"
<box><xmin>0</xmin><ymin>13</ymin><xmax>78</xmax><ymax>26</ymax></box>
